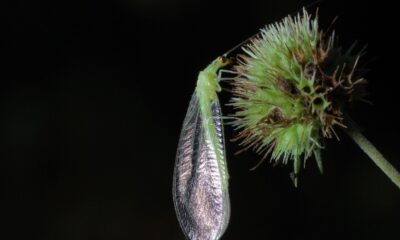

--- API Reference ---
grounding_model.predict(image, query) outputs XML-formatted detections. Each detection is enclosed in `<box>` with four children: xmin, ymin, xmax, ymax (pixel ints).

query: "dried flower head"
<box><xmin>230</xmin><ymin>9</ymin><xmax>366</xmax><ymax>182</ymax></box>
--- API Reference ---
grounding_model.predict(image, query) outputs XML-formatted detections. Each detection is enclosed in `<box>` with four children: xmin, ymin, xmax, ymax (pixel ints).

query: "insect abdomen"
<box><xmin>173</xmin><ymin>95</ymin><xmax>230</xmax><ymax>240</ymax></box>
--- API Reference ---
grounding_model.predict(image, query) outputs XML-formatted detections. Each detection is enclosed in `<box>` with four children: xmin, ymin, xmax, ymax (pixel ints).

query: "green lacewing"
<box><xmin>172</xmin><ymin>57</ymin><xmax>231</xmax><ymax>240</ymax></box>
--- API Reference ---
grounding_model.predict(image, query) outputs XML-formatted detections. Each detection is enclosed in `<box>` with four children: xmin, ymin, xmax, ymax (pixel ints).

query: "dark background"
<box><xmin>2</xmin><ymin>0</ymin><xmax>400</xmax><ymax>239</ymax></box>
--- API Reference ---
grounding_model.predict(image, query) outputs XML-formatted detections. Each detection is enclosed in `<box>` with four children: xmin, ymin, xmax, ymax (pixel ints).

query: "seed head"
<box><xmin>230</xmin><ymin>9</ymin><xmax>366</xmax><ymax>181</ymax></box>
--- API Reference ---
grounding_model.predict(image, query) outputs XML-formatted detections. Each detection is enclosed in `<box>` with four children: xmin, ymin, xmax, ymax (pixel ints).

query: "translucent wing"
<box><xmin>173</xmin><ymin>93</ymin><xmax>230</xmax><ymax>240</ymax></box>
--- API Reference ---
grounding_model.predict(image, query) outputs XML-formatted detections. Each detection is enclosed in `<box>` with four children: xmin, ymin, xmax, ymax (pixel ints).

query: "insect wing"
<box><xmin>173</xmin><ymin>94</ymin><xmax>230</xmax><ymax>240</ymax></box>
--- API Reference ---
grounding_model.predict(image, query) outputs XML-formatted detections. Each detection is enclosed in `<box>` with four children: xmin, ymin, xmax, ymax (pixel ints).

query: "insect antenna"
<box><xmin>222</xmin><ymin>32</ymin><xmax>260</xmax><ymax>58</ymax></box>
<box><xmin>221</xmin><ymin>0</ymin><xmax>325</xmax><ymax>59</ymax></box>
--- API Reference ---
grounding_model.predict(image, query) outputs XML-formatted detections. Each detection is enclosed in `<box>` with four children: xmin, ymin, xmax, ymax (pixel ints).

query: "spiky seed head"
<box><xmin>230</xmin><ymin>9</ymin><xmax>366</xmax><ymax>180</ymax></box>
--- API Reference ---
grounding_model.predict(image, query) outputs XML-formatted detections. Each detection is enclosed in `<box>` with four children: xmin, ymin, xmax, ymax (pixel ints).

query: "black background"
<box><xmin>2</xmin><ymin>0</ymin><xmax>400</xmax><ymax>239</ymax></box>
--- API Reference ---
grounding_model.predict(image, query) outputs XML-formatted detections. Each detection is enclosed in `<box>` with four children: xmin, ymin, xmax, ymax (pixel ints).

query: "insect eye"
<box><xmin>220</xmin><ymin>56</ymin><xmax>228</xmax><ymax>63</ymax></box>
<box><xmin>220</xmin><ymin>56</ymin><xmax>232</xmax><ymax>65</ymax></box>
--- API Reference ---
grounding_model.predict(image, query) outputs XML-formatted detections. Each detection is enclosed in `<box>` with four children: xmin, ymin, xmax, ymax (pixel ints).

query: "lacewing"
<box><xmin>172</xmin><ymin>57</ymin><xmax>231</xmax><ymax>240</ymax></box>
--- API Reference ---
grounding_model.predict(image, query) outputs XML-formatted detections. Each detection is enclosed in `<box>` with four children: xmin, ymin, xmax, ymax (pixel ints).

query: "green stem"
<box><xmin>344</xmin><ymin>117</ymin><xmax>400</xmax><ymax>190</ymax></box>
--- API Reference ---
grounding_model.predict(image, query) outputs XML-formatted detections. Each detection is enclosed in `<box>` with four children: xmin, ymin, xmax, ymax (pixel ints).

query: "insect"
<box><xmin>172</xmin><ymin>56</ymin><xmax>232</xmax><ymax>240</ymax></box>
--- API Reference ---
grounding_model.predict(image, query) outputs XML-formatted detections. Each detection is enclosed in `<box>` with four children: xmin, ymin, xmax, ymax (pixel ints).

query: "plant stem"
<box><xmin>344</xmin><ymin>117</ymin><xmax>400</xmax><ymax>190</ymax></box>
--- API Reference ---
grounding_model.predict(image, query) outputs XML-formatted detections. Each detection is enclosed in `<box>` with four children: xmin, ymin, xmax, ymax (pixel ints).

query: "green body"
<box><xmin>196</xmin><ymin>57</ymin><xmax>230</xmax><ymax>188</ymax></box>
